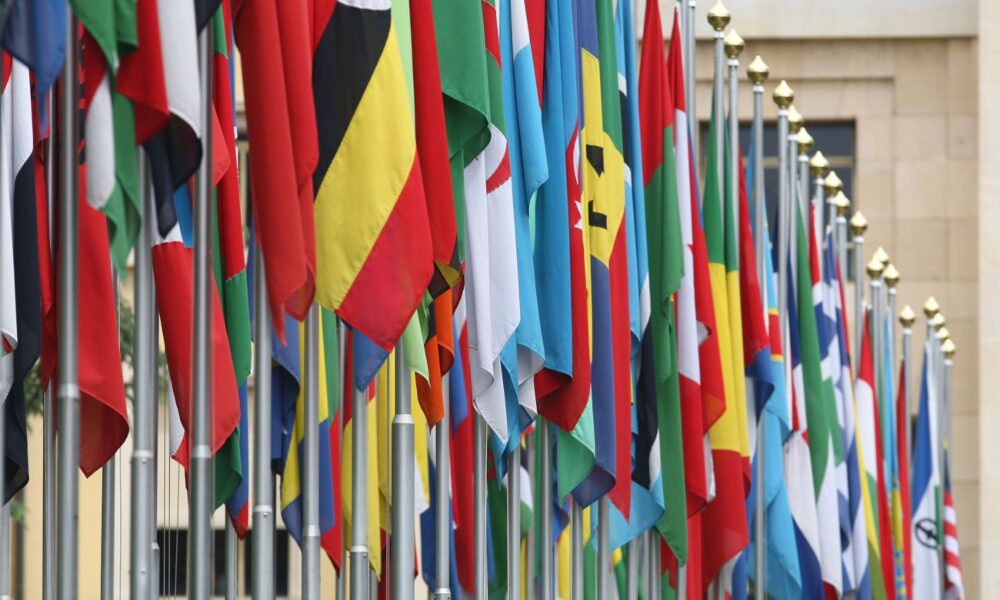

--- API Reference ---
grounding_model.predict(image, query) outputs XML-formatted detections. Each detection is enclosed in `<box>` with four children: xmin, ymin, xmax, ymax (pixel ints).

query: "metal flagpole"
<box><xmin>900</xmin><ymin>305</ymin><xmax>916</xmax><ymax>481</ymax></box>
<box><xmin>252</xmin><ymin>247</ymin><xmax>274</xmax><ymax>600</ymax></box>
<box><xmin>336</xmin><ymin>324</ymin><xmax>347</xmax><ymax>600</ymax></box>
<box><xmin>872</xmin><ymin>247</ymin><xmax>889</xmax><ymax>395</ymax></box>
<box><xmin>350</xmin><ymin>380</ymin><xmax>370</xmax><ymax>600</ymax></box>
<box><xmin>189</xmin><ymin>22</ymin><xmax>216</xmax><ymax>600</ymax></box>
<box><xmin>810</xmin><ymin>152</ymin><xmax>829</xmax><ymax>247</ymax></box>
<box><xmin>539</xmin><ymin>420</ymin><xmax>554</xmax><ymax>600</ymax></box>
<box><xmin>850</xmin><ymin>213</ymin><xmax>868</xmax><ymax>364</ymax></box>
<box><xmin>867</xmin><ymin>259</ymin><xmax>885</xmax><ymax>410</ymax></box>
<box><xmin>43</xmin><ymin>87</ymin><xmax>56</xmax><ymax>600</ymax></box>
<box><xmin>796</xmin><ymin>128</ymin><xmax>812</xmax><ymax>228</ymax></box>
<box><xmin>942</xmin><ymin>339</ymin><xmax>955</xmax><ymax>473</ymax></box>
<box><xmin>302</xmin><ymin>306</ymin><xmax>321</xmax><ymax>599</ymax></box>
<box><xmin>653</xmin><ymin>533</ymin><xmax>662</xmax><ymax>600</ymax></box>
<box><xmin>823</xmin><ymin>171</ymin><xmax>841</xmax><ymax>248</ymax></box>
<box><xmin>507</xmin><ymin>443</ymin><xmax>521</xmax><ymax>600</ymax></box>
<box><xmin>596</xmin><ymin>499</ymin><xmax>610</xmax><ymax>599</ymax></box>
<box><xmin>772</xmin><ymin>80</ymin><xmax>793</xmax><ymax>394</ymax></box>
<box><xmin>686</xmin><ymin>0</ymin><xmax>697</xmax><ymax>157</ymax></box>
<box><xmin>933</xmin><ymin>319</ymin><xmax>948</xmax><ymax>590</ymax></box>
<box><xmin>786</xmin><ymin>108</ymin><xmax>802</xmax><ymax>225</ymax></box>
<box><xmin>626</xmin><ymin>539</ymin><xmax>639</xmax><ymax>600</ymax></box>
<box><xmin>101</xmin><ymin>453</ymin><xmax>115</xmax><ymax>599</ymax></box>
<box><xmin>525</xmin><ymin>435</ymin><xmax>536</xmax><ymax>600</ymax></box>
<box><xmin>225</xmin><ymin>523</ymin><xmax>238</xmax><ymax>600</ymax></box>
<box><xmin>391</xmin><ymin>343</ymin><xmax>415</xmax><ymax>600</ymax></box>
<box><xmin>748</xmin><ymin>56</ymin><xmax>768</xmax><ymax>301</ymax></box>
<box><xmin>725</xmin><ymin>27</ymin><xmax>743</xmax><ymax>245</ymax></box>
<box><xmin>884</xmin><ymin>264</ymin><xmax>900</xmax><ymax>395</ymax></box>
<box><xmin>56</xmin><ymin>9</ymin><xmax>81</xmax><ymax>599</ymax></box>
<box><xmin>832</xmin><ymin>193</ymin><xmax>849</xmax><ymax>284</ymax></box>
<box><xmin>570</xmin><ymin>501</ymin><xmax>583</xmax><ymax>600</ymax></box>
<box><xmin>473</xmin><ymin>415</ymin><xmax>487</xmax><ymax>599</ymax></box>
<box><xmin>708</xmin><ymin>2</ymin><xmax>729</xmax><ymax>213</ymax></box>
<box><xmin>432</xmin><ymin>379</ymin><xmax>451</xmax><ymax>600</ymax></box>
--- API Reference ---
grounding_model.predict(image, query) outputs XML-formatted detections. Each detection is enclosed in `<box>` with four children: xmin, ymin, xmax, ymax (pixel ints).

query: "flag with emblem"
<box><xmin>911</xmin><ymin>344</ymin><xmax>941</xmax><ymax>600</ymax></box>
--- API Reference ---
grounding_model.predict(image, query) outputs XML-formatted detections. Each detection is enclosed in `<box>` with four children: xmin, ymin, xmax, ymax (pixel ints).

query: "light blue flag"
<box><xmin>742</xmin><ymin>142</ymin><xmax>803</xmax><ymax>599</ymax></box>
<box><xmin>496</xmin><ymin>0</ymin><xmax>549</xmax><ymax>473</ymax></box>
<box><xmin>607</xmin><ymin>0</ymin><xmax>664</xmax><ymax>551</ymax></box>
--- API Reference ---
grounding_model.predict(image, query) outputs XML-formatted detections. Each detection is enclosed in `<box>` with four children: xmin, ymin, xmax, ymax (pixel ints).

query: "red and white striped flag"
<box><xmin>944</xmin><ymin>458</ymin><xmax>965</xmax><ymax>600</ymax></box>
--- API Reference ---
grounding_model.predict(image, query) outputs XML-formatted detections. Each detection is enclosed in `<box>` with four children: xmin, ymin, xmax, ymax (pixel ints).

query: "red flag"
<box><xmin>233</xmin><ymin>0</ymin><xmax>317</xmax><ymax>339</ymax></box>
<box><xmin>116</xmin><ymin>0</ymin><xmax>169</xmax><ymax>144</ymax></box>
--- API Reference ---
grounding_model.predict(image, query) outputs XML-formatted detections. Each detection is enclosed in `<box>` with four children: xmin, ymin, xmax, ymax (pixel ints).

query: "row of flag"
<box><xmin>0</xmin><ymin>0</ymin><xmax>967</xmax><ymax>597</ymax></box>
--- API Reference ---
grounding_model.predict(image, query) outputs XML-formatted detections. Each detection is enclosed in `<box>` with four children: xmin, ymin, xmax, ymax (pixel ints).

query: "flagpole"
<box><xmin>43</xmin><ymin>88</ymin><xmax>56</xmax><ymax>600</ymax></box>
<box><xmin>725</xmin><ymin>27</ymin><xmax>742</xmax><ymax>228</ymax></box>
<box><xmin>390</xmin><ymin>341</ymin><xmax>415</xmax><ymax>600</ymax></box>
<box><xmin>832</xmin><ymin>194</ymin><xmax>849</xmax><ymax>284</ymax></box>
<box><xmin>900</xmin><ymin>305</ymin><xmax>916</xmax><ymax>481</ymax></box>
<box><xmin>867</xmin><ymin>259</ymin><xmax>885</xmax><ymax>417</ymax></box>
<box><xmin>786</xmin><ymin>108</ymin><xmax>803</xmax><ymax>231</ymax></box>
<box><xmin>570</xmin><ymin>501</ymin><xmax>583</xmax><ymax>600</ymax></box>
<box><xmin>525</xmin><ymin>434</ymin><xmax>536</xmax><ymax>600</ymax></box>
<box><xmin>748</xmin><ymin>56</ymin><xmax>768</xmax><ymax>303</ymax></box>
<box><xmin>772</xmin><ymin>80</ymin><xmax>793</xmax><ymax>392</ymax></box>
<box><xmin>507</xmin><ymin>443</ymin><xmax>521</xmax><ymax>600</ymax></box>
<box><xmin>350</xmin><ymin>373</ymin><xmax>370</xmax><ymax>600</ymax></box>
<box><xmin>796</xmin><ymin>128</ymin><xmax>812</xmax><ymax>232</ymax></box>
<box><xmin>822</xmin><ymin>171</ymin><xmax>840</xmax><ymax>246</ymax></box>
<box><xmin>252</xmin><ymin>247</ymin><xmax>275</xmax><ymax>600</ymax></box>
<box><xmin>873</xmin><ymin>247</ymin><xmax>890</xmax><ymax>395</ymax></box>
<box><xmin>103</xmin><ymin>272</ymin><xmax>121</xmax><ymax>600</ymax></box>
<box><xmin>708</xmin><ymin>2</ymin><xmax>729</xmax><ymax>211</ymax></box>
<box><xmin>432</xmin><ymin>379</ymin><xmax>451</xmax><ymax>600</ymax></box>
<box><xmin>300</xmin><ymin>307</ymin><xmax>321</xmax><ymax>599</ymax></box>
<box><xmin>336</xmin><ymin>323</ymin><xmax>347</xmax><ymax>600</ymax></box>
<box><xmin>56</xmin><ymin>9</ymin><xmax>81</xmax><ymax>599</ymax></box>
<box><xmin>596</xmin><ymin>499</ymin><xmax>610</xmax><ymax>598</ymax></box>
<box><xmin>850</xmin><ymin>213</ymin><xmax>868</xmax><ymax>364</ymax></box>
<box><xmin>686</xmin><ymin>0</ymin><xmax>697</xmax><ymax>157</ymax></box>
<box><xmin>189</xmin><ymin>22</ymin><xmax>216</xmax><ymax>600</ymax></box>
<box><xmin>473</xmin><ymin>415</ymin><xmax>487</xmax><ymax>599</ymax></box>
<box><xmin>539</xmin><ymin>420</ymin><xmax>554</xmax><ymax>600</ymax></box>
<box><xmin>942</xmin><ymin>338</ymin><xmax>955</xmax><ymax>459</ymax></box>
<box><xmin>934</xmin><ymin>320</ymin><xmax>949</xmax><ymax>593</ymax></box>
<box><xmin>884</xmin><ymin>264</ymin><xmax>900</xmax><ymax>396</ymax></box>
<box><xmin>627</xmin><ymin>539</ymin><xmax>639</xmax><ymax>600</ymax></box>
<box><xmin>810</xmin><ymin>152</ymin><xmax>829</xmax><ymax>246</ymax></box>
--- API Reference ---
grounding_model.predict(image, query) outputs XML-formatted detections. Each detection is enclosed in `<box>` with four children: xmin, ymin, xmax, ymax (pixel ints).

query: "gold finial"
<box><xmin>834</xmin><ymin>191</ymin><xmax>851</xmax><ymax>216</ymax></box>
<box><xmin>849</xmin><ymin>211</ymin><xmax>868</xmax><ymax>236</ymax></box>
<box><xmin>796</xmin><ymin>127</ymin><xmax>814</xmax><ymax>153</ymax></box>
<box><xmin>931</xmin><ymin>312</ymin><xmax>946</xmax><ymax>330</ymax></box>
<box><xmin>707</xmin><ymin>1</ymin><xmax>731</xmax><ymax>31</ymax></box>
<box><xmin>923</xmin><ymin>296</ymin><xmax>940</xmax><ymax>317</ymax></box>
<box><xmin>873</xmin><ymin>246</ymin><xmax>890</xmax><ymax>267</ymax></box>
<box><xmin>900</xmin><ymin>305</ymin><xmax>916</xmax><ymax>328</ymax></box>
<box><xmin>747</xmin><ymin>56</ymin><xmax>769</xmax><ymax>84</ymax></box>
<box><xmin>787</xmin><ymin>105</ymin><xmax>803</xmax><ymax>133</ymax></box>
<box><xmin>937</xmin><ymin>326</ymin><xmax>951</xmax><ymax>342</ymax></box>
<box><xmin>810</xmin><ymin>151</ymin><xmax>830</xmax><ymax>178</ymax></box>
<box><xmin>823</xmin><ymin>170</ymin><xmax>842</xmax><ymax>196</ymax></box>
<box><xmin>883</xmin><ymin>263</ymin><xmax>900</xmax><ymax>288</ymax></box>
<box><xmin>942</xmin><ymin>338</ymin><xmax>956</xmax><ymax>358</ymax></box>
<box><xmin>724</xmin><ymin>29</ymin><xmax>744</xmax><ymax>58</ymax></box>
<box><xmin>866</xmin><ymin>257</ymin><xmax>884</xmax><ymax>280</ymax></box>
<box><xmin>773</xmin><ymin>80</ymin><xmax>794</xmax><ymax>108</ymax></box>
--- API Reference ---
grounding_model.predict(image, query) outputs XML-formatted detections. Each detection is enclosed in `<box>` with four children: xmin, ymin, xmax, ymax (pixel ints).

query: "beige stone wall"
<box><xmin>692</xmin><ymin>34</ymin><xmax>980</xmax><ymax>596</ymax></box>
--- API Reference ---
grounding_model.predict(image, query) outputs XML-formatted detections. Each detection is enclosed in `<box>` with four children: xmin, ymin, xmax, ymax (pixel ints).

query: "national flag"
<box><xmin>786</xmin><ymin>250</ymin><xmax>824</xmax><ymax>598</ymax></box>
<box><xmin>856</xmin><ymin>309</ymin><xmax>893</xmax><ymax>600</ymax></box>
<box><xmin>233</xmin><ymin>0</ymin><xmax>316</xmax><ymax>336</ymax></box>
<box><xmin>311</xmin><ymin>0</ymin><xmax>434</xmax><ymax>356</ymax></box>
<box><xmin>71</xmin><ymin>0</ymin><xmax>142</xmax><ymax>273</ymax></box>
<box><xmin>822</xmin><ymin>228</ymin><xmax>871</xmax><ymax>596</ymax></box>
<box><xmin>879</xmin><ymin>303</ymin><xmax>905</xmax><ymax>599</ymax></box>
<box><xmin>743</xmin><ymin>144</ymin><xmax>802</xmax><ymax>598</ymax></box>
<box><xmin>536</xmin><ymin>0</ymin><xmax>596</xmax><ymax>507</ymax></box>
<box><xmin>942</xmin><ymin>452</ymin><xmax>965</xmax><ymax>600</ymax></box>
<box><xmin>637</xmin><ymin>0</ymin><xmax>687</xmax><ymax>561</ymax></box>
<box><xmin>0</xmin><ymin>56</ymin><xmax>40</xmax><ymax>499</ymax></box>
<box><xmin>594</xmin><ymin>0</ymin><xmax>633</xmax><ymax>519</ymax></box>
<box><xmin>609</xmin><ymin>0</ymin><xmax>665</xmax><ymax>548</ymax></box>
<box><xmin>699</xmin><ymin>75</ymin><xmax>750</xmax><ymax>590</ymax></box>
<box><xmin>1</xmin><ymin>0</ymin><xmax>65</xmax><ymax>123</ymax></box>
<box><xmin>911</xmin><ymin>343</ymin><xmax>941</xmax><ymax>599</ymax></box>
<box><xmin>39</xmin><ymin>149</ymin><xmax>130</xmax><ymax>476</ymax></box>
<box><xmin>571</xmin><ymin>0</ymin><xmax>616</xmax><ymax>508</ymax></box>
<box><xmin>896</xmin><ymin>358</ymin><xmax>913</xmax><ymax>599</ymax></box>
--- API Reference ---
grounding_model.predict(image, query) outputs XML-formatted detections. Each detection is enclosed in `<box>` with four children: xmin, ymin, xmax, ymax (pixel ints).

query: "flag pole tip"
<box><xmin>900</xmin><ymin>305</ymin><xmax>917</xmax><ymax>328</ymax></box>
<box><xmin>883</xmin><ymin>263</ymin><xmax>900</xmax><ymax>287</ymax></box>
<box><xmin>923</xmin><ymin>296</ymin><xmax>941</xmax><ymax>317</ymax></box>
<box><xmin>931</xmin><ymin>312</ymin><xmax>946</xmax><ymax>330</ymax></box>
<box><xmin>937</xmin><ymin>326</ymin><xmax>951</xmax><ymax>342</ymax></box>
<box><xmin>822</xmin><ymin>168</ymin><xmax>841</xmax><ymax>193</ymax></box>
<box><xmin>748</xmin><ymin>56</ymin><xmax>769</xmax><ymax>84</ymax></box>
<box><xmin>833</xmin><ymin>191</ymin><xmax>851</xmax><ymax>215</ymax></box>
<box><xmin>942</xmin><ymin>338</ymin><xmax>957</xmax><ymax>357</ymax></box>
<box><xmin>873</xmin><ymin>246</ymin><xmax>890</xmax><ymax>267</ymax></box>
<box><xmin>866</xmin><ymin>257</ymin><xmax>885</xmax><ymax>280</ymax></box>
<box><xmin>707</xmin><ymin>1</ymin><xmax>731</xmax><ymax>31</ymax></box>
<box><xmin>796</xmin><ymin>127</ymin><xmax>814</xmax><ymax>153</ymax></box>
<box><xmin>787</xmin><ymin>105</ymin><xmax>804</xmax><ymax>132</ymax></box>
<box><xmin>773</xmin><ymin>80</ymin><xmax>794</xmax><ymax>108</ymax></box>
<box><xmin>811</xmin><ymin>151</ymin><xmax>830</xmax><ymax>177</ymax></box>
<box><xmin>849</xmin><ymin>211</ymin><xmax>868</xmax><ymax>235</ymax></box>
<box><xmin>724</xmin><ymin>29</ymin><xmax>745</xmax><ymax>57</ymax></box>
